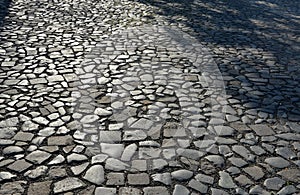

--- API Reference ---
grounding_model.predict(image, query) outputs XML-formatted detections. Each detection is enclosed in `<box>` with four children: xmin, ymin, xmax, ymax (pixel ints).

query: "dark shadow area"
<box><xmin>134</xmin><ymin>0</ymin><xmax>300</xmax><ymax>121</ymax></box>
<box><xmin>0</xmin><ymin>0</ymin><xmax>11</xmax><ymax>27</ymax></box>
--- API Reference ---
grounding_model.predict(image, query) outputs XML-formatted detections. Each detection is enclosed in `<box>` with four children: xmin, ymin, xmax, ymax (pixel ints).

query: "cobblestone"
<box><xmin>0</xmin><ymin>0</ymin><xmax>299</xmax><ymax>194</ymax></box>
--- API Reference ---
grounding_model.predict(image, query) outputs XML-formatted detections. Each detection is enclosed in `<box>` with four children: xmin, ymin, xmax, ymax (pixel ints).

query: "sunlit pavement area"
<box><xmin>0</xmin><ymin>0</ymin><xmax>300</xmax><ymax>194</ymax></box>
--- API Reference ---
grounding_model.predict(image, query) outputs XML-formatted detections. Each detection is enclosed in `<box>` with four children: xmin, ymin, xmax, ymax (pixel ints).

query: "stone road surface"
<box><xmin>0</xmin><ymin>0</ymin><xmax>300</xmax><ymax>194</ymax></box>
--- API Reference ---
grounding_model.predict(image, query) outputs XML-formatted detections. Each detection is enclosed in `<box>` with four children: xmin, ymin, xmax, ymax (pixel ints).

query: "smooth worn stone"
<box><xmin>277</xmin><ymin>169</ymin><xmax>300</xmax><ymax>183</ymax></box>
<box><xmin>48</xmin><ymin>154</ymin><xmax>65</xmax><ymax>165</ymax></box>
<box><xmin>218</xmin><ymin>171</ymin><xmax>237</xmax><ymax>189</ymax></box>
<box><xmin>264</xmin><ymin>157</ymin><xmax>290</xmax><ymax>168</ymax></box>
<box><xmin>67</xmin><ymin>153</ymin><xmax>88</xmax><ymax>163</ymax></box>
<box><xmin>106</xmin><ymin>173</ymin><xmax>125</xmax><ymax>185</ymax></box>
<box><xmin>171</xmin><ymin>169</ymin><xmax>193</xmax><ymax>181</ymax></box>
<box><xmin>7</xmin><ymin>159</ymin><xmax>32</xmax><ymax>172</ymax></box>
<box><xmin>119</xmin><ymin>187</ymin><xmax>142</xmax><ymax>195</ymax></box>
<box><xmin>128</xmin><ymin>173</ymin><xmax>150</xmax><ymax>185</ymax></box>
<box><xmin>77</xmin><ymin>185</ymin><xmax>96</xmax><ymax>195</ymax></box>
<box><xmin>188</xmin><ymin>179</ymin><xmax>208</xmax><ymax>193</ymax></box>
<box><xmin>94</xmin><ymin>108</ymin><xmax>112</xmax><ymax>116</ymax></box>
<box><xmin>243</xmin><ymin>166</ymin><xmax>265</xmax><ymax>180</ymax></box>
<box><xmin>249</xmin><ymin>124</ymin><xmax>275</xmax><ymax>136</ymax></box>
<box><xmin>25</xmin><ymin>150</ymin><xmax>51</xmax><ymax>164</ymax></box>
<box><xmin>263</xmin><ymin>177</ymin><xmax>285</xmax><ymax>190</ymax></box>
<box><xmin>80</xmin><ymin>115</ymin><xmax>99</xmax><ymax>124</ymax></box>
<box><xmin>83</xmin><ymin>165</ymin><xmax>105</xmax><ymax>185</ymax></box>
<box><xmin>143</xmin><ymin>186</ymin><xmax>169</xmax><ymax>195</ymax></box>
<box><xmin>71</xmin><ymin>162</ymin><xmax>89</xmax><ymax>176</ymax></box>
<box><xmin>172</xmin><ymin>185</ymin><xmax>189</xmax><ymax>195</ymax></box>
<box><xmin>27</xmin><ymin>181</ymin><xmax>52</xmax><ymax>195</ymax></box>
<box><xmin>53</xmin><ymin>177</ymin><xmax>86</xmax><ymax>193</ymax></box>
<box><xmin>3</xmin><ymin>146</ymin><xmax>24</xmax><ymax>154</ymax></box>
<box><xmin>95</xmin><ymin>187</ymin><xmax>116</xmax><ymax>195</ymax></box>
<box><xmin>152</xmin><ymin>173</ymin><xmax>171</xmax><ymax>185</ymax></box>
<box><xmin>177</xmin><ymin>148</ymin><xmax>204</xmax><ymax>160</ymax></box>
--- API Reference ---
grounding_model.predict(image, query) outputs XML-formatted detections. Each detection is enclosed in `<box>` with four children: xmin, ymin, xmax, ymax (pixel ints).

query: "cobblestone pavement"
<box><xmin>0</xmin><ymin>0</ymin><xmax>300</xmax><ymax>194</ymax></box>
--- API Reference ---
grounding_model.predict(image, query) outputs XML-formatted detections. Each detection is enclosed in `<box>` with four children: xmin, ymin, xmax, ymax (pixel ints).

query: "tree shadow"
<box><xmin>0</xmin><ymin>0</ymin><xmax>11</xmax><ymax>28</ymax></box>
<box><xmin>135</xmin><ymin>0</ymin><xmax>300</xmax><ymax>122</ymax></box>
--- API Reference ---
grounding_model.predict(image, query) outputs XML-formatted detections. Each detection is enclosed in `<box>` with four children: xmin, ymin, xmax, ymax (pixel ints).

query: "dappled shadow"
<box><xmin>0</xmin><ymin>0</ymin><xmax>11</xmax><ymax>28</ymax></box>
<box><xmin>134</xmin><ymin>0</ymin><xmax>300</xmax><ymax>122</ymax></box>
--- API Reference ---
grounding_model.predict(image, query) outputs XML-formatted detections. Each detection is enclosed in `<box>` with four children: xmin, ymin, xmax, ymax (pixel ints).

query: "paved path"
<box><xmin>0</xmin><ymin>0</ymin><xmax>299</xmax><ymax>194</ymax></box>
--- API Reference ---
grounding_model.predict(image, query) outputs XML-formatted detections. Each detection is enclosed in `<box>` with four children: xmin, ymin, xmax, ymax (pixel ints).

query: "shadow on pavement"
<box><xmin>0</xmin><ymin>0</ymin><xmax>11</xmax><ymax>27</ymax></box>
<box><xmin>134</xmin><ymin>0</ymin><xmax>300</xmax><ymax>121</ymax></box>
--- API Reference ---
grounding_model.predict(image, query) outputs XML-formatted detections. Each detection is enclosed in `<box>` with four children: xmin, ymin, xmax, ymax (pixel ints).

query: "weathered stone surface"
<box><xmin>53</xmin><ymin>177</ymin><xmax>86</xmax><ymax>193</ymax></box>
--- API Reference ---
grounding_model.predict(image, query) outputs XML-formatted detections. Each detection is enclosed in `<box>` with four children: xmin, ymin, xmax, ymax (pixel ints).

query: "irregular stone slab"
<box><xmin>67</xmin><ymin>153</ymin><xmax>88</xmax><ymax>163</ymax></box>
<box><xmin>47</xmin><ymin>135</ymin><xmax>73</xmax><ymax>145</ymax></box>
<box><xmin>121</xmin><ymin>143</ymin><xmax>137</xmax><ymax>161</ymax></box>
<box><xmin>94</xmin><ymin>108</ymin><xmax>112</xmax><ymax>116</ymax></box>
<box><xmin>13</xmin><ymin>132</ymin><xmax>34</xmax><ymax>141</ymax></box>
<box><xmin>83</xmin><ymin>165</ymin><xmax>105</xmax><ymax>185</ymax></box>
<box><xmin>24</xmin><ymin>166</ymin><xmax>48</xmax><ymax>179</ymax></box>
<box><xmin>218</xmin><ymin>171</ymin><xmax>237</xmax><ymax>189</ymax></box>
<box><xmin>152</xmin><ymin>173</ymin><xmax>171</xmax><ymax>185</ymax></box>
<box><xmin>188</xmin><ymin>179</ymin><xmax>208</xmax><ymax>193</ymax></box>
<box><xmin>173</xmin><ymin>185</ymin><xmax>189</xmax><ymax>195</ymax></box>
<box><xmin>101</xmin><ymin>143</ymin><xmax>124</xmax><ymax>158</ymax></box>
<box><xmin>249</xmin><ymin>124</ymin><xmax>275</xmax><ymax>136</ymax></box>
<box><xmin>53</xmin><ymin>177</ymin><xmax>86</xmax><ymax>193</ymax></box>
<box><xmin>276</xmin><ymin>133</ymin><xmax>300</xmax><ymax>141</ymax></box>
<box><xmin>277</xmin><ymin>169</ymin><xmax>300</xmax><ymax>183</ymax></box>
<box><xmin>243</xmin><ymin>166</ymin><xmax>265</xmax><ymax>180</ymax></box>
<box><xmin>0</xmin><ymin>172</ymin><xmax>16</xmax><ymax>181</ymax></box>
<box><xmin>7</xmin><ymin>159</ymin><xmax>32</xmax><ymax>173</ymax></box>
<box><xmin>0</xmin><ymin>181</ymin><xmax>26</xmax><ymax>195</ymax></box>
<box><xmin>105</xmin><ymin>158</ymin><xmax>129</xmax><ymax>171</ymax></box>
<box><xmin>263</xmin><ymin>177</ymin><xmax>285</xmax><ymax>190</ymax></box>
<box><xmin>25</xmin><ymin>150</ymin><xmax>51</xmax><ymax>164</ymax></box>
<box><xmin>130</xmin><ymin>118</ymin><xmax>154</xmax><ymax>130</ymax></box>
<box><xmin>195</xmin><ymin>173</ymin><xmax>214</xmax><ymax>184</ymax></box>
<box><xmin>214</xmin><ymin>126</ymin><xmax>235</xmax><ymax>136</ymax></box>
<box><xmin>265</xmin><ymin>157</ymin><xmax>290</xmax><ymax>168</ymax></box>
<box><xmin>27</xmin><ymin>181</ymin><xmax>52</xmax><ymax>195</ymax></box>
<box><xmin>277</xmin><ymin>185</ymin><xmax>297</xmax><ymax>195</ymax></box>
<box><xmin>232</xmin><ymin>145</ymin><xmax>255</xmax><ymax>162</ymax></box>
<box><xmin>211</xmin><ymin>188</ymin><xmax>229</xmax><ymax>195</ymax></box>
<box><xmin>123</xmin><ymin>130</ymin><xmax>147</xmax><ymax>141</ymax></box>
